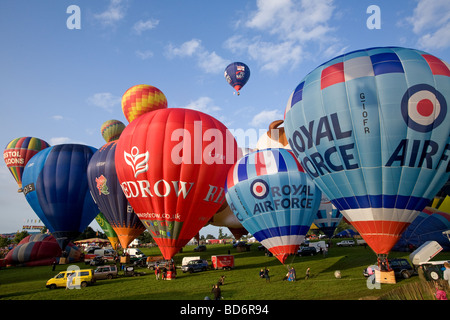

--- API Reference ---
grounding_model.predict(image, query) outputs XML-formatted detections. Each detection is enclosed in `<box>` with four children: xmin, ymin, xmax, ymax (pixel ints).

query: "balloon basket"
<box><xmin>375</xmin><ymin>270</ymin><xmax>396</xmax><ymax>284</ymax></box>
<box><xmin>59</xmin><ymin>257</ymin><xmax>67</xmax><ymax>265</ymax></box>
<box><xmin>120</xmin><ymin>256</ymin><xmax>130</xmax><ymax>264</ymax></box>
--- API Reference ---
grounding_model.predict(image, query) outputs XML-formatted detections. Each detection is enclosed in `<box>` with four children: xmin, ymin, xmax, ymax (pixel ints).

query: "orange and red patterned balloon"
<box><xmin>121</xmin><ymin>84</ymin><xmax>168</xmax><ymax>123</ymax></box>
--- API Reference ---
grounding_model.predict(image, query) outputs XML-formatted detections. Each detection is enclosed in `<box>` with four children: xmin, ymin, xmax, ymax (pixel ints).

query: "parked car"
<box><xmin>337</xmin><ymin>240</ymin><xmax>355</xmax><ymax>247</ymax></box>
<box><xmin>89</xmin><ymin>256</ymin><xmax>106</xmax><ymax>266</ymax></box>
<box><xmin>194</xmin><ymin>245</ymin><xmax>206</xmax><ymax>252</ymax></box>
<box><xmin>46</xmin><ymin>269</ymin><xmax>95</xmax><ymax>289</ymax></box>
<box><xmin>298</xmin><ymin>246</ymin><xmax>317</xmax><ymax>256</ymax></box>
<box><xmin>363</xmin><ymin>258</ymin><xmax>415</xmax><ymax>279</ymax></box>
<box><xmin>94</xmin><ymin>265</ymin><xmax>118</xmax><ymax>280</ymax></box>
<box><xmin>181</xmin><ymin>259</ymin><xmax>209</xmax><ymax>273</ymax></box>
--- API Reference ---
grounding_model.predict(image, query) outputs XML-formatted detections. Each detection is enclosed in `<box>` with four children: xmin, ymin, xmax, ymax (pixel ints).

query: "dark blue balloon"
<box><xmin>87</xmin><ymin>141</ymin><xmax>145</xmax><ymax>249</ymax></box>
<box><xmin>22</xmin><ymin>144</ymin><xmax>99</xmax><ymax>249</ymax></box>
<box><xmin>224</xmin><ymin>62</ymin><xmax>250</xmax><ymax>95</ymax></box>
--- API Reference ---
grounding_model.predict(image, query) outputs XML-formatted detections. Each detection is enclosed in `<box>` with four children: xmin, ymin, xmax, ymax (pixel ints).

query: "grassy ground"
<box><xmin>1</xmin><ymin>239</ymin><xmax>449</xmax><ymax>301</ymax></box>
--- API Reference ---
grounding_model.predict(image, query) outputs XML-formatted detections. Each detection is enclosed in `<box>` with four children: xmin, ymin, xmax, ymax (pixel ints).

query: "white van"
<box><xmin>182</xmin><ymin>256</ymin><xmax>200</xmax><ymax>267</ymax></box>
<box><xmin>124</xmin><ymin>248</ymin><xmax>145</xmax><ymax>258</ymax></box>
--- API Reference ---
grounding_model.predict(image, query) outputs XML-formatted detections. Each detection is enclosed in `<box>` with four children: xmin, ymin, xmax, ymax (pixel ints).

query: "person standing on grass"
<box><xmin>443</xmin><ymin>262</ymin><xmax>450</xmax><ymax>287</ymax></box>
<box><xmin>155</xmin><ymin>265</ymin><xmax>160</xmax><ymax>280</ymax></box>
<box><xmin>305</xmin><ymin>267</ymin><xmax>310</xmax><ymax>280</ymax></box>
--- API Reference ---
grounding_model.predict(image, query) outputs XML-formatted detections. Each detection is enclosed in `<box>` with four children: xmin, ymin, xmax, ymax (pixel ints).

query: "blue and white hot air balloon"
<box><xmin>225</xmin><ymin>148</ymin><xmax>321</xmax><ymax>264</ymax></box>
<box><xmin>284</xmin><ymin>47</ymin><xmax>450</xmax><ymax>267</ymax></box>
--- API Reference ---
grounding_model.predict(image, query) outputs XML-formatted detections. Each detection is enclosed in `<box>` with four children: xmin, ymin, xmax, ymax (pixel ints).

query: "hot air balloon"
<box><xmin>225</xmin><ymin>148</ymin><xmax>322</xmax><ymax>264</ymax></box>
<box><xmin>393</xmin><ymin>207</ymin><xmax>450</xmax><ymax>252</ymax></box>
<box><xmin>101</xmin><ymin>119</ymin><xmax>126</xmax><ymax>143</ymax></box>
<box><xmin>284</xmin><ymin>47</ymin><xmax>450</xmax><ymax>269</ymax></box>
<box><xmin>21</xmin><ymin>144</ymin><xmax>100</xmax><ymax>250</ymax></box>
<box><xmin>95</xmin><ymin>213</ymin><xmax>120</xmax><ymax>250</ymax></box>
<box><xmin>88</xmin><ymin>141</ymin><xmax>146</xmax><ymax>250</ymax></box>
<box><xmin>4</xmin><ymin>234</ymin><xmax>81</xmax><ymax>267</ymax></box>
<box><xmin>121</xmin><ymin>84</ymin><xmax>168</xmax><ymax>123</ymax></box>
<box><xmin>224</xmin><ymin>62</ymin><xmax>250</xmax><ymax>95</ymax></box>
<box><xmin>313</xmin><ymin>195</ymin><xmax>343</xmax><ymax>239</ymax></box>
<box><xmin>3</xmin><ymin>137</ymin><xmax>50</xmax><ymax>192</ymax></box>
<box><xmin>256</xmin><ymin>120</ymin><xmax>291</xmax><ymax>150</ymax></box>
<box><xmin>115</xmin><ymin>108</ymin><xmax>239</xmax><ymax>260</ymax></box>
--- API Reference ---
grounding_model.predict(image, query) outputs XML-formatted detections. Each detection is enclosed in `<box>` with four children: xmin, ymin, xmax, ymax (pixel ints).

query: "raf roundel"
<box><xmin>250</xmin><ymin>179</ymin><xmax>269</xmax><ymax>199</ymax></box>
<box><xmin>401</xmin><ymin>83</ymin><xmax>447</xmax><ymax>133</ymax></box>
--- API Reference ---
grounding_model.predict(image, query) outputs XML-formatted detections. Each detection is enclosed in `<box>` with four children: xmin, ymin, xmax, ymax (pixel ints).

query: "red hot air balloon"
<box><xmin>115</xmin><ymin>108</ymin><xmax>238</xmax><ymax>260</ymax></box>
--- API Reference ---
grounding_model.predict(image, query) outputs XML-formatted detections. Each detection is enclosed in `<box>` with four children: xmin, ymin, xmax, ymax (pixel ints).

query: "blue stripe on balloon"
<box><xmin>291</xmin><ymin>81</ymin><xmax>305</xmax><ymax>106</ymax></box>
<box><xmin>253</xmin><ymin>225</ymin><xmax>311</xmax><ymax>241</ymax></box>
<box><xmin>370</xmin><ymin>52</ymin><xmax>404</xmax><ymax>75</ymax></box>
<box><xmin>332</xmin><ymin>195</ymin><xmax>429</xmax><ymax>211</ymax></box>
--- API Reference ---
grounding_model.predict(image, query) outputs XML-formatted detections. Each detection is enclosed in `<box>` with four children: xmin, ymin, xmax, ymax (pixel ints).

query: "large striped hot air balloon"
<box><xmin>3</xmin><ymin>137</ymin><xmax>50</xmax><ymax>192</ymax></box>
<box><xmin>121</xmin><ymin>84</ymin><xmax>167</xmax><ymax>123</ymax></box>
<box><xmin>225</xmin><ymin>148</ymin><xmax>322</xmax><ymax>264</ymax></box>
<box><xmin>284</xmin><ymin>47</ymin><xmax>450</xmax><ymax>268</ymax></box>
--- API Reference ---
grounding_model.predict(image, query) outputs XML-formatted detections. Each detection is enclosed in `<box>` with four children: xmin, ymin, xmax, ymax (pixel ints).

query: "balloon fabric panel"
<box><xmin>284</xmin><ymin>47</ymin><xmax>450</xmax><ymax>255</ymax></box>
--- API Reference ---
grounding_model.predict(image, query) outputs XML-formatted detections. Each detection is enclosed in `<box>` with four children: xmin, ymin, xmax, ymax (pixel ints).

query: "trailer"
<box><xmin>211</xmin><ymin>255</ymin><xmax>234</xmax><ymax>270</ymax></box>
<box><xmin>409</xmin><ymin>241</ymin><xmax>443</xmax><ymax>266</ymax></box>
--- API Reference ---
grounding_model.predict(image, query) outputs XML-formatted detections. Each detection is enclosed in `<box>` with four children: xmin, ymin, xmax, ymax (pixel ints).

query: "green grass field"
<box><xmin>1</xmin><ymin>240</ymin><xmax>448</xmax><ymax>301</ymax></box>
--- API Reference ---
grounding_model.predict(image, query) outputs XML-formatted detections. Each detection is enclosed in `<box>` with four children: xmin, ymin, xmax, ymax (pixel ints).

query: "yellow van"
<box><xmin>46</xmin><ymin>269</ymin><xmax>96</xmax><ymax>289</ymax></box>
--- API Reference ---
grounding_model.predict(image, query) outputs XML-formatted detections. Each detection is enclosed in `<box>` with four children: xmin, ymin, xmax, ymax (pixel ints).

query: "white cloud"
<box><xmin>226</xmin><ymin>0</ymin><xmax>339</xmax><ymax>73</ymax></box>
<box><xmin>167</xmin><ymin>39</ymin><xmax>202</xmax><ymax>57</ymax></box>
<box><xmin>184</xmin><ymin>96</ymin><xmax>221</xmax><ymax>113</ymax></box>
<box><xmin>87</xmin><ymin>92</ymin><xmax>121</xmax><ymax>112</ymax></box>
<box><xmin>135</xmin><ymin>50</ymin><xmax>154</xmax><ymax>60</ymax></box>
<box><xmin>250</xmin><ymin>109</ymin><xmax>284</xmax><ymax>128</ymax></box>
<box><xmin>166</xmin><ymin>39</ymin><xmax>229</xmax><ymax>74</ymax></box>
<box><xmin>52</xmin><ymin>115</ymin><xmax>64</xmax><ymax>121</ymax></box>
<box><xmin>133</xmin><ymin>19</ymin><xmax>159</xmax><ymax>34</ymax></box>
<box><xmin>94</xmin><ymin>0</ymin><xmax>126</xmax><ymax>26</ymax></box>
<box><xmin>406</xmin><ymin>0</ymin><xmax>450</xmax><ymax>50</ymax></box>
<box><xmin>49</xmin><ymin>137</ymin><xmax>74</xmax><ymax>145</ymax></box>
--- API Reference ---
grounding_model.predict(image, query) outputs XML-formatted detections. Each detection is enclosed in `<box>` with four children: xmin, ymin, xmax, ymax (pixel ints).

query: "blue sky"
<box><xmin>1</xmin><ymin>0</ymin><xmax>449</xmax><ymax>237</ymax></box>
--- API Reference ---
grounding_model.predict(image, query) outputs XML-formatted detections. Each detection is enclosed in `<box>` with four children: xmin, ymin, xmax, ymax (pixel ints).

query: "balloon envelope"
<box><xmin>225</xmin><ymin>148</ymin><xmax>322</xmax><ymax>264</ymax></box>
<box><xmin>115</xmin><ymin>108</ymin><xmax>239</xmax><ymax>259</ymax></box>
<box><xmin>121</xmin><ymin>84</ymin><xmax>168</xmax><ymax>123</ymax></box>
<box><xmin>224</xmin><ymin>62</ymin><xmax>250</xmax><ymax>95</ymax></box>
<box><xmin>88</xmin><ymin>141</ymin><xmax>146</xmax><ymax>249</ymax></box>
<box><xmin>393</xmin><ymin>207</ymin><xmax>450</xmax><ymax>251</ymax></box>
<box><xmin>5</xmin><ymin>234</ymin><xmax>81</xmax><ymax>266</ymax></box>
<box><xmin>21</xmin><ymin>144</ymin><xmax>100</xmax><ymax>249</ymax></box>
<box><xmin>95</xmin><ymin>213</ymin><xmax>120</xmax><ymax>250</ymax></box>
<box><xmin>284</xmin><ymin>47</ymin><xmax>450</xmax><ymax>255</ymax></box>
<box><xmin>101</xmin><ymin>119</ymin><xmax>126</xmax><ymax>143</ymax></box>
<box><xmin>3</xmin><ymin>137</ymin><xmax>50</xmax><ymax>192</ymax></box>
